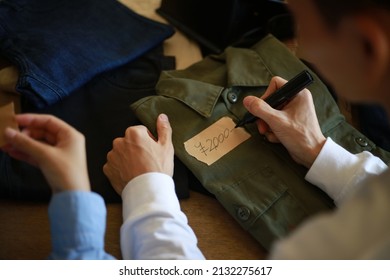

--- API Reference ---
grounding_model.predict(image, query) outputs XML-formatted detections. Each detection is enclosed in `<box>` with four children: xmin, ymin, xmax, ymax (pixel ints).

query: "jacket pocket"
<box><xmin>215</xmin><ymin>165</ymin><xmax>313</xmax><ymax>251</ymax></box>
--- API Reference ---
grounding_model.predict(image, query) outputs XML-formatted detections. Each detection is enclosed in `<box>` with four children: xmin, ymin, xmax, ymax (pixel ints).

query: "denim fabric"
<box><xmin>0</xmin><ymin>46</ymin><xmax>190</xmax><ymax>202</ymax></box>
<box><xmin>0</xmin><ymin>0</ymin><xmax>174</xmax><ymax>109</ymax></box>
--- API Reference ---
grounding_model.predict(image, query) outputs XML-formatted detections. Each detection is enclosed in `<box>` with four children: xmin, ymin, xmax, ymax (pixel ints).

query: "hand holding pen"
<box><xmin>236</xmin><ymin>70</ymin><xmax>313</xmax><ymax>127</ymax></box>
<box><xmin>241</xmin><ymin>71</ymin><xmax>327</xmax><ymax>168</ymax></box>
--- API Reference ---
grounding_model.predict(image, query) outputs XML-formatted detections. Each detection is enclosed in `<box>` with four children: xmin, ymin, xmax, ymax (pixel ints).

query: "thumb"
<box><xmin>243</xmin><ymin>96</ymin><xmax>278</xmax><ymax>124</ymax></box>
<box><xmin>156</xmin><ymin>114</ymin><xmax>172</xmax><ymax>145</ymax></box>
<box><xmin>4</xmin><ymin>127</ymin><xmax>48</xmax><ymax>162</ymax></box>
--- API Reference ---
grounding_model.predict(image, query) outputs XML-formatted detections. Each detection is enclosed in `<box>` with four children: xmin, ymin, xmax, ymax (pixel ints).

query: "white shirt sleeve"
<box><xmin>120</xmin><ymin>172</ymin><xmax>205</xmax><ymax>260</ymax></box>
<box><xmin>305</xmin><ymin>137</ymin><xmax>388</xmax><ymax>206</ymax></box>
<box><xmin>269</xmin><ymin>169</ymin><xmax>390</xmax><ymax>259</ymax></box>
<box><xmin>268</xmin><ymin>138</ymin><xmax>390</xmax><ymax>259</ymax></box>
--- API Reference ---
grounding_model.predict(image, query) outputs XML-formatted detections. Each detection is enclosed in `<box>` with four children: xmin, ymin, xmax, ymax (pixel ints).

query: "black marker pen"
<box><xmin>235</xmin><ymin>70</ymin><xmax>314</xmax><ymax>128</ymax></box>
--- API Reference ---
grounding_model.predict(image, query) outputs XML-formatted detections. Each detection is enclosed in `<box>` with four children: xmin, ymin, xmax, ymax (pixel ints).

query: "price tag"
<box><xmin>184</xmin><ymin>117</ymin><xmax>251</xmax><ymax>166</ymax></box>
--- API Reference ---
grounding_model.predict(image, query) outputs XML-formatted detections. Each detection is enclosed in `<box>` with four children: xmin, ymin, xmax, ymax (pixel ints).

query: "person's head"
<box><xmin>288</xmin><ymin>0</ymin><xmax>390</xmax><ymax>110</ymax></box>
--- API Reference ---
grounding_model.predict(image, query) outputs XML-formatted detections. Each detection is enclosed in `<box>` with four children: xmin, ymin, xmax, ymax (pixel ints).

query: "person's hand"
<box><xmin>1</xmin><ymin>114</ymin><xmax>90</xmax><ymax>193</ymax></box>
<box><xmin>103</xmin><ymin>114</ymin><xmax>174</xmax><ymax>195</ymax></box>
<box><xmin>243</xmin><ymin>76</ymin><xmax>326</xmax><ymax>168</ymax></box>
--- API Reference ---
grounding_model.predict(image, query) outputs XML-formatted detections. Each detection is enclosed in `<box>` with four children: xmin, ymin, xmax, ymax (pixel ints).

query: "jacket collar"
<box><xmin>156</xmin><ymin>43</ymin><xmax>273</xmax><ymax>118</ymax></box>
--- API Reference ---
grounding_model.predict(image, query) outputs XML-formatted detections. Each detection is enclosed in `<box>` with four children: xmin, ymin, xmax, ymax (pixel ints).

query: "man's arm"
<box><xmin>269</xmin><ymin>169</ymin><xmax>390</xmax><ymax>259</ymax></box>
<box><xmin>243</xmin><ymin>76</ymin><xmax>388</xmax><ymax>204</ymax></box>
<box><xmin>104</xmin><ymin>114</ymin><xmax>205</xmax><ymax>260</ymax></box>
<box><xmin>305</xmin><ymin>137</ymin><xmax>388</xmax><ymax>205</ymax></box>
<box><xmin>120</xmin><ymin>173</ymin><xmax>205</xmax><ymax>260</ymax></box>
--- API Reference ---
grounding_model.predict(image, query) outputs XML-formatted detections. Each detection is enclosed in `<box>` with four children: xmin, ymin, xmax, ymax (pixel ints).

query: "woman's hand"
<box><xmin>2</xmin><ymin>114</ymin><xmax>90</xmax><ymax>193</ymax></box>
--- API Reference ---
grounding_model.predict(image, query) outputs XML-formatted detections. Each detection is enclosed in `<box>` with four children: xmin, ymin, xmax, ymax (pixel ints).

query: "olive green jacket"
<box><xmin>131</xmin><ymin>34</ymin><xmax>390</xmax><ymax>250</ymax></box>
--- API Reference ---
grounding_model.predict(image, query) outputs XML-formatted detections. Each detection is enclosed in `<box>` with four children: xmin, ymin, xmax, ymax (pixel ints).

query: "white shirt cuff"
<box><xmin>305</xmin><ymin>137</ymin><xmax>387</xmax><ymax>205</ymax></box>
<box><xmin>121</xmin><ymin>172</ymin><xmax>178</xmax><ymax>222</ymax></box>
<box><xmin>305</xmin><ymin>138</ymin><xmax>361</xmax><ymax>203</ymax></box>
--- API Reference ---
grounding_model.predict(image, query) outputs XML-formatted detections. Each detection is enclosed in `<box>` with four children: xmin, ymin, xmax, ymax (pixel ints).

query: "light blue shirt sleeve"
<box><xmin>48</xmin><ymin>191</ymin><xmax>115</xmax><ymax>260</ymax></box>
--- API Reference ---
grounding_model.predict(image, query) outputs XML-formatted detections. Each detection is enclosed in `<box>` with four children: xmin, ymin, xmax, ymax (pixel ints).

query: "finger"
<box><xmin>156</xmin><ymin>114</ymin><xmax>172</xmax><ymax>145</ymax></box>
<box><xmin>102</xmin><ymin>162</ymin><xmax>111</xmax><ymax>177</ymax></box>
<box><xmin>257</xmin><ymin>119</ymin><xmax>270</xmax><ymax>135</ymax></box>
<box><xmin>124</xmin><ymin>125</ymin><xmax>148</xmax><ymax>141</ymax></box>
<box><xmin>3</xmin><ymin>146</ymin><xmax>37</xmax><ymax>166</ymax></box>
<box><xmin>261</xmin><ymin>76</ymin><xmax>288</xmax><ymax>99</ymax></box>
<box><xmin>285</xmin><ymin>89</ymin><xmax>313</xmax><ymax>108</ymax></box>
<box><xmin>21</xmin><ymin>128</ymin><xmax>57</xmax><ymax>145</ymax></box>
<box><xmin>243</xmin><ymin>96</ymin><xmax>279</xmax><ymax>124</ymax></box>
<box><xmin>15</xmin><ymin>114</ymin><xmax>71</xmax><ymax>137</ymax></box>
<box><xmin>264</xmin><ymin>131</ymin><xmax>280</xmax><ymax>143</ymax></box>
<box><xmin>112</xmin><ymin>137</ymin><xmax>123</xmax><ymax>151</ymax></box>
<box><xmin>4</xmin><ymin>127</ymin><xmax>49</xmax><ymax>164</ymax></box>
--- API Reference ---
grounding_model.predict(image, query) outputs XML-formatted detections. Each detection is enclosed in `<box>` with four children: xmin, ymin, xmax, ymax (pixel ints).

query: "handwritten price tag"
<box><xmin>184</xmin><ymin>117</ymin><xmax>251</xmax><ymax>166</ymax></box>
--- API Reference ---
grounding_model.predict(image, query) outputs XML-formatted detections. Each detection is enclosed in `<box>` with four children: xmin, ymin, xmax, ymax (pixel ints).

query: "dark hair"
<box><xmin>313</xmin><ymin>0</ymin><xmax>390</xmax><ymax>27</ymax></box>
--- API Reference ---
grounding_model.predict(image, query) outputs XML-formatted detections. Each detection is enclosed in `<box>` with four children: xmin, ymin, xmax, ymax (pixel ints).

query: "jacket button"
<box><xmin>236</xmin><ymin>207</ymin><xmax>250</xmax><ymax>221</ymax></box>
<box><xmin>227</xmin><ymin>92</ymin><xmax>238</xmax><ymax>103</ymax></box>
<box><xmin>355</xmin><ymin>137</ymin><xmax>368</xmax><ymax>147</ymax></box>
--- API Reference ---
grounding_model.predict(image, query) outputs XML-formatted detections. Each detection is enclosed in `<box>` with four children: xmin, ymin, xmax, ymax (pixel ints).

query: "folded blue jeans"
<box><xmin>0</xmin><ymin>0</ymin><xmax>174</xmax><ymax>108</ymax></box>
<box><xmin>0</xmin><ymin>46</ymin><xmax>191</xmax><ymax>202</ymax></box>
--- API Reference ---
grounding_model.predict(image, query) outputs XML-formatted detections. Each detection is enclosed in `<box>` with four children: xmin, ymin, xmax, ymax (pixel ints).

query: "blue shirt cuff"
<box><xmin>48</xmin><ymin>191</ymin><xmax>111</xmax><ymax>259</ymax></box>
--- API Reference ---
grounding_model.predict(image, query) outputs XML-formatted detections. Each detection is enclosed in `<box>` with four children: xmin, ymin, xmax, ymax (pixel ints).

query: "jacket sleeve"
<box><xmin>120</xmin><ymin>173</ymin><xmax>205</xmax><ymax>260</ymax></box>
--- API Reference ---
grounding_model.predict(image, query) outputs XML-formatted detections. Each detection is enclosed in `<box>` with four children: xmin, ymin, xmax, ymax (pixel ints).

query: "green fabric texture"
<box><xmin>131</xmin><ymin>34</ymin><xmax>390</xmax><ymax>250</ymax></box>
